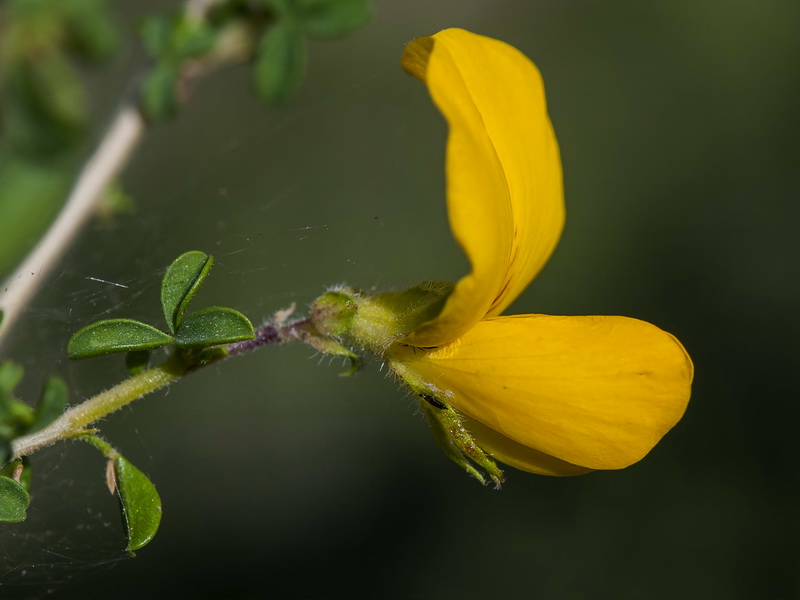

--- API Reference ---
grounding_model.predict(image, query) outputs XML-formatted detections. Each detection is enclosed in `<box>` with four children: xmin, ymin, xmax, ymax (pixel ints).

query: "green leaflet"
<box><xmin>0</xmin><ymin>476</ymin><xmax>30</xmax><ymax>523</ymax></box>
<box><xmin>114</xmin><ymin>455</ymin><xmax>163</xmax><ymax>553</ymax></box>
<box><xmin>175</xmin><ymin>306</ymin><xmax>255</xmax><ymax>348</ymax></box>
<box><xmin>68</xmin><ymin>319</ymin><xmax>174</xmax><ymax>359</ymax></box>
<box><xmin>160</xmin><ymin>250</ymin><xmax>214</xmax><ymax>334</ymax></box>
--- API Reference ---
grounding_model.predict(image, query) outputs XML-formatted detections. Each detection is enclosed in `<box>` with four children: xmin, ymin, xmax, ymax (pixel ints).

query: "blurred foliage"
<box><xmin>0</xmin><ymin>0</ymin><xmax>119</xmax><ymax>275</ymax></box>
<box><xmin>0</xmin><ymin>0</ymin><xmax>373</xmax><ymax>272</ymax></box>
<box><xmin>0</xmin><ymin>360</ymin><xmax>67</xmax><ymax>524</ymax></box>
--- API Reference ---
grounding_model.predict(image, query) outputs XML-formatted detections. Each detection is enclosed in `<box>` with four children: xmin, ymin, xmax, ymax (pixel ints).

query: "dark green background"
<box><xmin>1</xmin><ymin>1</ymin><xmax>798</xmax><ymax>598</ymax></box>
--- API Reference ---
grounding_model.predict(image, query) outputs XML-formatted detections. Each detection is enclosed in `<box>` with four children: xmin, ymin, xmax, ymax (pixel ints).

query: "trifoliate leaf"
<box><xmin>114</xmin><ymin>455</ymin><xmax>162</xmax><ymax>552</ymax></box>
<box><xmin>27</xmin><ymin>377</ymin><xmax>68</xmax><ymax>434</ymax></box>
<box><xmin>254</xmin><ymin>18</ymin><xmax>307</xmax><ymax>105</ymax></box>
<box><xmin>68</xmin><ymin>319</ymin><xmax>173</xmax><ymax>359</ymax></box>
<box><xmin>174</xmin><ymin>307</ymin><xmax>255</xmax><ymax>348</ymax></box>
<box><xmin>0</xmin><ymin>476</ymin><xmax>30</xmax><ymax>523</ymax></box>
<box><xmin>160</xmin><ymin>250</ymin><xmax>214</xmax><ymax>334</ymax></box>
<box><xmin>297</xmin><ymin>0</ymin><xmax>372</xmax><ymax>39</ymax></box>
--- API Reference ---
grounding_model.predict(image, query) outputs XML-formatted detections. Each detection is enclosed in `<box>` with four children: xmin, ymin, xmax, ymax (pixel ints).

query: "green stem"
<box><xmin>10</xmin><ymin>317</ymin><xmax>308</xmax><ymax>460</ymax></box>
<box><xmin>11</xmin><ymin>354</ymin><xmax>190</xmax><ymax>459</ymax></box>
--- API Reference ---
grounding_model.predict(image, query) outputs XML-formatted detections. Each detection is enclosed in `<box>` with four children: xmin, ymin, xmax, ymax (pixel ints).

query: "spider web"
<box><xmin>0</xmin><ymin>42</ymin><xmax>458</xmax><ymax>596</ymax></box>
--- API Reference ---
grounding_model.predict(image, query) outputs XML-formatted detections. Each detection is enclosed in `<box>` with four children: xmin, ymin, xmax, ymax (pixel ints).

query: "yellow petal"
<box><xmin>401</xmin><ymin>29</ymin><xmax>565</xmax><ymax>347</ymax></box>
<box><xmin>463</xmin><ymin>416</ymin><xmax>593</xmax><ymax>476</ymax></box>
<box><xmin>390</xmin><ymin>315</ymin><xmax>693</xmax><ymax>470</ymax></box>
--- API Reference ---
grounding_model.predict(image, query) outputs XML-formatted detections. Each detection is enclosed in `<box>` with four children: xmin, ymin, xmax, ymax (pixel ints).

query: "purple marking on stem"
<box><xmin>225</xmin><ymin>318</ymin><xmax>309</xmax><ymax>356</ymax></box>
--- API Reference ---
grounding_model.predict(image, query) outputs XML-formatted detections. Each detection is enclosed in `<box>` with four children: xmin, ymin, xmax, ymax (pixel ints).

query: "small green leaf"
<box><xmin>140</xmin><ymin>16</ymin><xmax>172</xmax><ymax>57</ymax></box>
<box><xmin>0</xmin><ymin>361</ymin><xmax>25</xmax><ymax>418</ymax></box>
<box><xmin>0</xmin><ymin>476</ymin><xmax>30</xmax><ymax>523</ymax></box>
<box><xmin>297</xmin><ymin>0</ymin><xmax>372</xmax><ymax>39</ymax></box>
<box><xmin>63</xmin><ymin>0</ymin><xmax>120</xmax><ymax>60</ymax></box>
<box><xmin>114</xmin><ymin>455</ymin><xmax>162</xmax><ymax>552</ymax></box>
<box><xmin>175</xmin><ymin>307</ymin><xmax>255</xmax><ymax>348</ymax></box>
<box><xmin>160</xmin><ymin>251</ymin><xmax>214</xmax><ymax>334</ymax></box>
<box><xmin>27</xmin><ymin>377</ymin><xmax>68</xmax><ymax>434</ymax></box>
<box><xmin>68</xmin><ymin>319</ymin><xmax>173</xmax><ymax>359</ymax></box>
<box><xmin>125</xmin><ymin>350</ymin><xmax>151</xmax><ymax>376</ymax></box>
<box><xmin>141</xmin><ymin>61</ymin><xmax>180</xmax><ymax>120</ymax></box>
<box><xmin>171</xmin><ymin>18</ymin><xmax>216</xmax><ymax>61</ymax></box>
<box><xmin>254</xmin><ymin>18</ymin><xmax>307</xmax><ymax>105</ymax></box>
<box><xmin>0</xmin><ymin>361</ymin><xmax>24</xmax><ymax>397</ymax></box>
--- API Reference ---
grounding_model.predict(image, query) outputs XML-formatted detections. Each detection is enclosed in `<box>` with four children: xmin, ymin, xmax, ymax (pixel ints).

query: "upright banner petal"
<box><xmin>391</xmin><ymin>314</ymin><xmax>693</xmax><ymax>470</ymax></box>
<box><xmin>401</xmin><ymin>29</ymin><xmax>565</xmax><ymax>348</ymax></box>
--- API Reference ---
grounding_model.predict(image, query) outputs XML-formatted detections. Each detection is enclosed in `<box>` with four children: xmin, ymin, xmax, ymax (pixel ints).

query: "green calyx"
<box><xmin>310</xmin><ymin>282</ymin><xmax>452</xmax><ymax>355</ymax></box>
<box><xmin>309</xmin><ymin>289</ymin><xmax>357</xmax><ymax>336</ymax></box>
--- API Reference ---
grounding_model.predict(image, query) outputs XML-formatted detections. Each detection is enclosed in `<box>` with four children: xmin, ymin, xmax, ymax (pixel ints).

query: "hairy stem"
<box><xmin>10</xmin><ymin>317</ymin><xmax>307</xmax><ymax>459</ymax></box>
<box><xmin>11</xmin><ymin>354</ymin><xmax>188</xmax><ymax>458</ymax></box>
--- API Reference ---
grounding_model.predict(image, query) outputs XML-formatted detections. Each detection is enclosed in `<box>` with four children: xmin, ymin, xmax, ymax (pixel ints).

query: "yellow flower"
<box><xmin>309</xmin><ymin>29</ymin><xmax>693</xmax><ymax>483</ymax></box>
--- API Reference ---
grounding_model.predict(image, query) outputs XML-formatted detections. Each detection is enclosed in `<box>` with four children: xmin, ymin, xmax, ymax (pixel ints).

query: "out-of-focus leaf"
<box><xmin>0</xmin><ymin>156</ymin><xmax>70</xmax><ymax>273</ymax></box>
<box><xmin>160</xmin><ymin>251</ymin><xmax>214</xmax><ymax>334</ymax></box>
<box><xmin>0</xmin><ymin>361</ymin><xmax>36</xmax><ymax>439</ymax></box>
<box><xmin>171</xmin><ymin>18</ymin><xmax>216</xmax><ymax>61</ymax></box>
<box><xmin>5</xmin><ymin>54</ymin><xmax>86</xmax><ymax>154</ymax></box>
<box><xmin>0</xmin><ymin>476</ymin><xmax>30</xmax><ymax>523</ymax></box>
<box><xmin>141</xmin><ymin>61</ymin><xmax>179</xmax><ymax>120</ymax></box>
<box><xmin>63</xmin><ymin>0</ymin><xmax>120</xmax><ymax>60</ymax></box>
<box><xmin>28</xmin><ymin>377</ymin><xmax>68</xmax><ymax>434</ymax></box>
<box><xmin>140</xmin><ymin>16</ymin><xmax>172</xmax><ymax>57</ymax></box>
<box><xmin>296</xmin><ymin>0</ymin><xmax>371</xmax><ymax>39</ymax></box>
<box><xmin>114</xmin><ymin>455</ymin><xmax>162</xmax><ymax>552</ymax></box>
<box><xmin>254</xmin><ymin>18</ymin><xmax>307</xmax><ymax>105</ymax></box>
<box><xmin>68</xmin><ymin>319</ymin><xmax>173</xmax><ymax>359</ymax></box>
<box><xmin>0</xmin><ymin>361</ymin><xmax>25</xmax><ymax>419</ymax></box>
<box><xmin>175</xmin><ymin>306</ymin><xmax>255</xmax><ymax>348</ymax></box>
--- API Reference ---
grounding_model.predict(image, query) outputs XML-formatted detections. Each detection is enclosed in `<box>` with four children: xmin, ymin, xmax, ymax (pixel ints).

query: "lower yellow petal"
<box><xmin>464</xmin><ymin>416</ymin><xmax>593</xmax><ymax>476</ymax></box>
<box><xmin>390</xmin><ymin>315</ymin><xmax>693</xmax><ymax>471</ymax></box>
